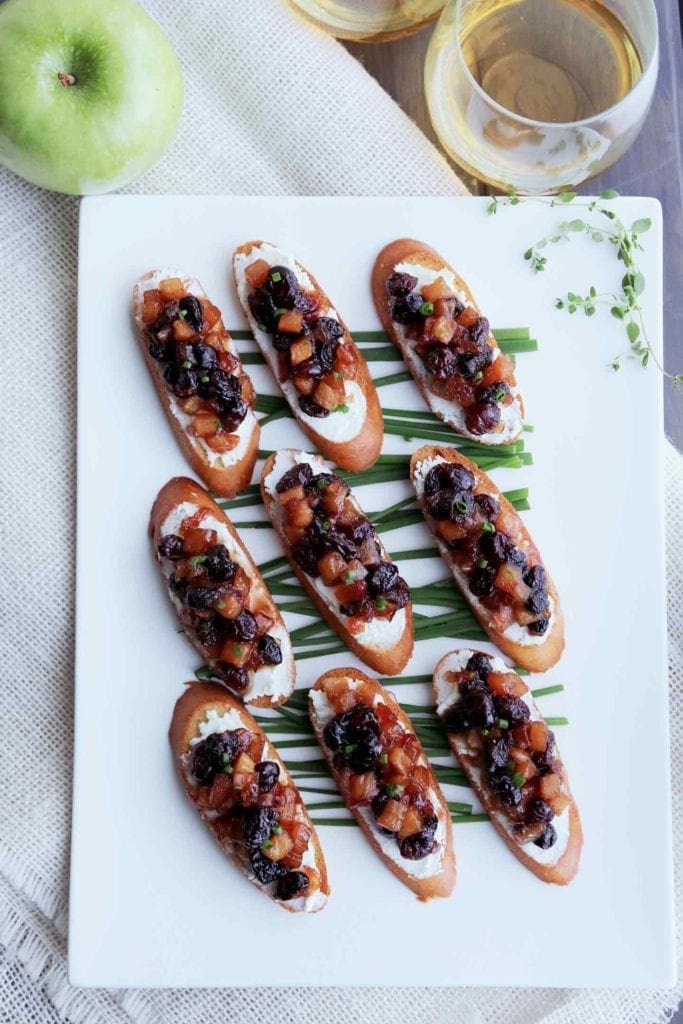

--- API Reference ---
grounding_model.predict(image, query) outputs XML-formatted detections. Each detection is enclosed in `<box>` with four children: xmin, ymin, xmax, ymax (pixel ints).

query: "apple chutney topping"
<box><xmin>245</xmin><ymin>262</ymin><xmax>361</xmax><ymax>419</ymax></box>
<box><xmin>319</xmin><ymin>679</ymin><xmax>440</xmax><ymax>861</ymax></box>
<box><xmin>142</xmin><ymin>277</ymin><xmax>255</xmax><ymax>453</ymax></box>
<box><xmin>188</xmin><ymin>727</ymin><xmax>321</xmax><ymax>900</ymax></box>
<box><xmin>421</xmin><ymin>460</ymin><xmax>550</xmax><ymax>637</ymax></box>
<box><xmin>386</xmin><ymin>271</ymin><xmax>517</xmax><ymax>436</ymax></box>
<box><xmin>439</xmin><ymin>653</ymin><xmax>568</xmax><ymax>851</ymax></box>
<box><xmin>158</xmin><ymin>509</ymin><xmax>283</xmax><ymax>692</ymax></box>
<box><xmin>274</xmin><ymin>461</ymin><xmax>410</xmax><ymax>634</ymax></box>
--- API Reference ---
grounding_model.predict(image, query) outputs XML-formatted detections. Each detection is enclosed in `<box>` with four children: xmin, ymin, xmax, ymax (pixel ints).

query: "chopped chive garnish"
<box><xmin>495</xmin><ymin>388</ymin><xmax>507</xmax><ymax>401</ymax></box>
<box><xmin>234</xmin><ymin>645</ymin><xmax>244</xmax><ymax>656</ymax></box>
<box><xmin>379</xmin><ymin>753</ymin><xmax>388</xmax><ymax>765</ymax></box>
<box><xmin>335</xmin><ymin>403</ymin><xmax>350</xmax><ymax>413</ymax></box>
<box><xmin>455</xmin><ymin>499</ymin><xmax>469</xmax><ymax>514</ymax></box>
<box><xmin>271</xmin><ymin>271</ymin><xmax>282</xmax><ymax>282</ymax></box>
<box><xmin>214</xmin><ymin>419</ymin><xmax>222</xmax><ymax>431</ymax></box>
<box><xmin>478</xmin><ymin>559</ymin><xmax>489</xmax><ymax>569</ymax></box>
<box><xmin>385</xmin><ymin>783</ymin><xmax>405</xmax><ymax>798</ymax></box>
<box><xmin>419</xmin><ymin>300</ymin><xmax>434</xmax><ymax>316</ymax></box>
<box><xmin>342</xmin><ymin>744</ymin><xmax>357</xmax><ymax>754</ymax></box>
<box><xmin>317</xmin><ymin>478</ymin><xmax>330</xmax><ymax>490</ymax></box>
<box><xmin>498</xmin><ymin>718</ymin><xmax>510</xmax><ymax>730</ymax></box>
<box><xmin>274</xmin><ymin>307</ymin><xmax>287</xmax><ymax>316</ymax></box>
<box><xmin>474</xmin><ymin>371</ymin><xmax>483</xmax><ymax>382</ymax></box>
<box><xmin>190</xmin><ymin>555</ymin><xmax>207</xmax><ymax>566</ymax></box>
<box><xmin>273</xmin><ymin>824</ymin><xmax>283</xmax><ymax>835</ymax></box>
<box><xmin>322</xmin><ymin>520</ymin><xmax>331</xmax><ymax>530</ymax></box>
<box><xmin>512</xmin><ymin>772</ymin><xmax>525</xmax><ymax>787</ymax></box>
<box><xmin>261</xmin><ymin>839</ymin><xmax>273</xmax><ymax>850</ymax></box>
<box><xmin>200</xmin><ymin>375</ymin><xmax>209</xmax><ymax>383</ymax></box>
<box><xmin>182</xmin><ymin>360</ymin><xmax>191</xmax><ymax>369</ymax></box>
<box><xmin>482</xmin><ymin>521</ymin><xmax>495</xmax><ymax>534</ymax></box>
<box><xmin>179</xmin><ymin>309</ymin><xmax>188</xmax><ymax>319</ymax></box>
<box><xmin>344</xmin><ymin>570</ymin><xmax>357</xmax><ymax>583</ymax></box>
<box><xmin>375</xmin><ymin>596</ymin><xmax>388</xmax><ymax>611</ymax></box>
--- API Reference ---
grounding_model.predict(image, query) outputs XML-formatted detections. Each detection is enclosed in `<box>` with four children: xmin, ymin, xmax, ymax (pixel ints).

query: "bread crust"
<box><xmin>170</xmin><ymin>681</ymin><xmax>330</xmax><ymax>911</ymax></box>
<box><xmin>433</xmin><ymin>652</ymin><xmax>582</xmax><ymax>884</ymax></box>
<box><xmin>133</xmin><ymin>270</ymin><xmax>260</xmax><ymax>498</ymax></box>
<box><xmin>232</xmin><ymin>241</ymin><xmax>383</xmax><ymax>471</ymax></box>
<box><xmin>150</xmin><ymin>476</ymin><xmax>295</xmax><ymax>707</ymax></box>
<box><xmin>410</xmin><ymin>445</ymin><xmax>564</xmax><ymax>672</ymax></box>
<box><xmin>260</xmin><ymin>450</ymin><xmax>413</xmax><ymax>675</ymax></box>
<box><xmin>310</xmin><ymin>667</ymin><xmax>455</xmax><ymax>899</ymax></box>
<box><xmin>371</xmin><ymin>238</ymin><xmax>525</xmax><ymax>445</ymax></box>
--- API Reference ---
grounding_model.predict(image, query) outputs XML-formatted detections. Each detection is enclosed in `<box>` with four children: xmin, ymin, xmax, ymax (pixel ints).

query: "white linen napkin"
<box><xmin>0</xmin><ymin>0</ymin><xmax>679</xmax><ymax>1021</ymax></box>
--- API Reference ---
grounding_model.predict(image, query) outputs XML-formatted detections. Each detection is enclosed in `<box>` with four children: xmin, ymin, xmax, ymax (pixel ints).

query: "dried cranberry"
<box><xmin>315</xmin><ymin>341</ymin><xmax>337</xmax><ymax>373</ymax></box>
<box><xmin>425</xmin><ymin>489</ymin><xmax>456</xmax><ymax>520</ymax></box>
<box><xmin>256</xmin><ymin>633</ymin><xmax>282</xmax><ymax>665</ymax></box>
<box><xmin>255</xmin><ymin>760</ymin><xmax>280</xmax><ymax>793</ymax></box>
<box><xmin>275</xmin><ymin>870</ymin><xmax>310</xmax><ymax>901</ymax></box>
<box><xmin>386</xmin><ymin>577</ymin><xmax>410</xmax><ymax>609</ymax></box>
<box><xmin>293</xmin><ymin>290</ymin><xmax>318</xmax><ymax>315</ymax></box>
<box><xmin>532</xmin><ymin>750</ymin><xmax>554</xmax><ymax>775</ymax></box>
<box><xmin>486</xmin><ymin>733</ymin><xmax>512</xmax><ymax>771</ymax></box>
<box><xmin>250</xmin><ymin>848</ymin><xmax>287</xmax><ymax>884</ymax></box>
<box><xmin>526</xmin><ymin>798</ymin><xmax>553</xmax><ymax>824</ymax></box>
<box><xmin>480</xmin><ymin>530</ymin><xmax>513</xmax><ymax>567</ymax></box>
<box><xmin>529</xmin><ymin>617</ymin><xmax>549</xmax><ymax>635</ymax></box>
<box><xmin>303</xmin><ymin>472</ymin><xmax>339</xmax><ymax>497</ymax></box>
<box><xmin>186</xmin><ymin>586</ymin><xmax>222</xmax><ymax>611</ymax></box>
<box><xmin>291</xmin><ymin>540</ymin><xmax>320</xmax><ymax>577</ymax></box>
<box><xmin>423</xmin><ymin>345</ymin><xmax>458</xmax><ymax>381</ymax></box>
<box><xmin>272</xmin><ymin>331</ymin><xmax>293</xmax><ymax>352</ymax></box>
<box><xmin>168</xmin><ymin>573</ymin><xmax>187</xmax><ymax>596</ymax></box>
<box><xmin>469</xmin><ymin>565</ymin><xmax>496</xmax><ymax>597</ymax></box>
<box><xmin>526</xmin><ymin>589</ymin><xmax>549</xmax><ymax>615</ymax></box>
<box><xmin>157</xmin><ymin>534</ymin><xmax>184</xmax><ymax>559</ymax></box>
<box><xmin>465</xmin><ymin>401</ymin><xmax>501</xmax><ymax>435</ymax></box>
<box><xmin>523</xmin><ymin>565</ymin><xmax>546</xmax><ymax>590</ymax></box>
<box><xmin>213</xmin><ymin>663</ymin><xmax>249</xmax><ymax>692</ymax></box>
<box><xmin>347</xmin><ymin>517</ymin><xmax>375</xmax><ymax>544</ymax></box>
<box><xmin>493</xmin><ymin>775</ymin><xmax>523</xmax><ymax>808</ymax></box>
<box><xmin>423</xmin><ymin>463</ymin><xmax>475</xmax><ymax>495</ymax></box>
<box><xmin>399</xmin><ymin>829</ymin><xmax>437</xmax><ymax>860</ymax></box>
<box><xmin>324</xmin><ymin>528</ymin><xmax>358</xmax><ymax>561</ymax></box>
<box><xmin>371</xmin><ymin>791</ymin><xmax>397</xmax><ymax>834</ymax></box>
<box><xmin>323</xmin><ymin>704</ymin><xmax>381</xmax><ymax>771</ymax></box>
<box><xmin>534</xmin><ymin>825</ymin><xmax>557</xmax><ymax>849</ymax></box>
<box><xmin>198</xmin><ymin>368</ymin><xmax>241</xmax><ymax>410</ymax></box>
<box><xmin>204</xmin><ymin>545</ymin><xmax>238</xmax><ymax>583</ymax></box>
<box><xmin>444</xmin><ymin>685</ymin><xmax>495</xmax><ymax>732</ymax></box>
<box><xmin>178</xmin><ymin>294</ymin><xmax>203</xmax><ymax>331</ymax></box>
<box><xmin>148</xmin><ymin>333</ymin><xmax>168</xmax><ymax>361</ymax></box>
<box><xmin>298</xmin><ymin>395</ymin><xmax>330</xmax><ymax>418</ymax></box>
<box><xmin>313</xmin><ymin>317</ymin><xmax>344</xmax><ymax>343</ymax></box>
<box><xmin>294</xmin><ymin>356</ymin><xmax>324</xmax><ymax>382</ymax></box>
<box><xmin>457</xmin><ymin>350</ymin><xmax>491</xmax><ymax>379</ymax></box>
<box><xmin>365</xmin><ymin>562</ymin><xmax>399</xmax><ymax>597</ymax></box>
<box><xmin>276</xmin><ymin>462</ymin><xmax>314</xmax><ymax>493</ymax></box>
<box><xmin>248</xmin><ymin>286</ymin><xmax>278</xmax><ymax>330</ymax></box>
<box><xmin>192</xmin><ymin>342</ymin><xmax>218</xmax><ymax>370</ymax></box>
<box><xmin>390</xmin><ymin>291</ymin><xmax>423</xmax><ymax>324</ymax></box>
<box><xmin>242</xmin><ymin>807</ymin><xmax>279</xmax><ymax>848</ymax></box>
<box><xmin>466</xmin><ymin>652</ymin><xmax>493</xmax><ymax>678</ymax></box>
<box><xmin>494</xmin><ymin>695</ymin><xmax>530</xmax><ymax>726</ymax></box>
<box><xmin>191</xmin><ymin>730</ymin><xmax>239</xmax><ymax>783</ymax></box>
<box><xmin>386</xmin><ymin>271</ymin><xmax>418</xmax><ymax>296</ymax></box>
<box><xmin>218</xmin><ymin>397</ymin><xmax>249</xmax><ymax>431</ymax></box>
<box><xmin>223</xmin><ymin>609</ymin><xmax>257</xmax><ymax>642</ymax></box>
<box><xmin>479</xmin><ymin>381</ymin><xmax>511</xmax><ymax>406</ymax></box>
<box><xmin>196</xmin><ymin>616</ymin><xmax>223</xmax><ymax>649</ymax></box>
<box><xmin>474</xmin><ymin>493</ymin><xmax>500</xmax><ymax>520</ymax></box>
<box><xmin>470</xmin><ymin>316</ymin><xmax>490</xmax><ymax>346</ymax></box>
<box><xmin>164</xmin><ymin>363</ymin><xmax>198</xmax><ymax>397</ymax></box>
<box><xmin>266</xmin><ymin>266</ymin><xmax>301</xmax><ymax>309</ymax></box>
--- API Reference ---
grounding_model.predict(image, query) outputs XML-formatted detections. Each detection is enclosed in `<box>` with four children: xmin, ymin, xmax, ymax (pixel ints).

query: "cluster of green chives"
<box><xmin>195</xmin><ymin>324</ymin><xmax>566</xmax><ymax>828</ymax></box>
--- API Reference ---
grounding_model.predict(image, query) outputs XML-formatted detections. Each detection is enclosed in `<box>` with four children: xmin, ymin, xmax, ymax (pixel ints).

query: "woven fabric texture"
<box><xmin>0</xmin><ymin>0</ymin><xmax>678</xmax><ymax>1021</ymax></box>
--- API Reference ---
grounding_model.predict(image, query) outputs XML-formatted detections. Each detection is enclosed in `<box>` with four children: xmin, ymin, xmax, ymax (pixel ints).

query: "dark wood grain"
<box><xmin>344</xmin><ymin>0</ymin><xmax>683</xmax><ymax>449</ymax></box>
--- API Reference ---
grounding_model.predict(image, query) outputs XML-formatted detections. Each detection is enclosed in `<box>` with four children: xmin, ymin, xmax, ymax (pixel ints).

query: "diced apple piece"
<box><xmin>437</xmin><ymin>519</ymin><xmax>470</xmax><ymax>543</ymax></box>
<box><xmin>283</xmin><ymin>497</ymin><xmax>314</xmax><ymax>529</ymax></box>
<box><xmin>181</xmin><ymin>526</ymin><xmax>217</xmax><ymax>554</ymax></box>
<box><xmin>278</xmin><ymin>310</ymin><xmax>305</xmax><ymax>334</ymax></box>
<box><xmin>334</xmin><ymin>580</ymin><xmax>367</xmax><ymax>605</ymax></box>
<box><xmin>190</xmin><ymin>412</ymin><xmax>221</xmax><ymax>438</ymax></box>
<box><xmin>421</xmin><ymin>276</ymin><xmax>454</xmax><ymax>302</ymax></box>
<box><xmin>159</xmin><ymin>277</ymin><xmax>184</xmax><ymax>301</ymax></box>
<box><xmin>537</xmin><ymin>773</ymin><xmax>561</xmax><ymax>801</ymax></box>
<box><xmin>302</xmin><ymin>866</ymin><xmax>321</xmax><ymax>892</ymax></box>
<box><xmin>488</xmin><ymin>671</ymin><xmax>528</xmax><ymax>697</ymax></box>
<box><xmin>206</xmin><ymin>432</ymin><xmax>240</xmax><ymax>454</ymax></box>
<box><xmin>528</xmin><ymin>720</ymin><xmax>549</xmax><ymax>753</ymax></box>
<box><xmin>292</xmin><ymin>375</ymin><xmax>315</xmax><ymax>395</ymax></box>
<box><xmin>214</xmin><ymin>591</ymin><xmax>243</xmax><ymax>620</ymax></box>
<box><xmin>313</xmin><ymin>381</ymin><xmax>339</xmax><ymax>412</ymax></box>
<box><xmin>277</xmin><ymin>484</ymin><xmax>305</xmax><ymax>505</ymax></box>
<box><xmin>494</xmin><ymin>563</ymin><xmax>528</xmax><ymax>602</ymax></box>
<box><xmin>388</xmin><ymin>745</ymin><xmax>413</xmax><ymax>776</ymax></box>
<box><xmin>398</xmin><ymin>805</ymin><xmax>423</xmax><ymax>838</ymax></box>
<box><xmin>514</xmin><ymin>821</ymin><xmax>545</xmax><ymax>844</ymax></box>
<box><xmin>481</xmin><ymin>353</ymin><xmax>516</xmax><ymax>387</ymax></box>
<box><xmin>245</xmin><ymin>259</ymin><xmax>271</xmax><ymax>290</ymax></box>
<box><xmin>200</xmin><ymin>300</ymin><xmax>221</xmax><ymax>329</ymax></box>
<box><xmin>263</xmin><ymin>831</ymin><xmax>294</xmax><ymax>862</ymax></box>
<box><xmin>509</xmin><ymin>747</ymin><xmax>536</xmax><ymax>782</ymax></box>
<box><xmin>376</xmin><ymin>798</ymin><xmax>406</xmax><ymax>833</ymax></box>
<box><xmin>233</xmin><ymin>752</ymin><xmax>255</xmax><ymax>775</ymax></box>
<box><xmin>290</xmin><ymin>337</ymin><xmax>313</xmax><ymax>365</ymax></box>
<box><xmin>172</xmin><ymin>318</ymin><xmax>195</xmax><ymax>341</ymax></box>
<box><xmin>142</xmin><ymin>299</ymin><xmax>162</xmax><ymax>325</ymax></box>
<box><xmin>322</xmin><ymin>479</ymin><xmax>347</xmax><ymax>517</ymax></box>
<box><xmin>317</xmin><ymin>550</ymin><xmax>346</xmax><ymax>585</ymax></box>
<box><xmin>283</xmin><ymin>522</ymin><xmax>304</xmax><ymax>545</ymax></box>
<box><xmin>431</xmin><ymin>316</ymin><xmax>457</xmax><ymax>344</ymax></box>
<box><xmin>549</xmin><ymin>793</ymin><xmax>570</xmax><ymax>816</ymax></box>
<box><xmin>219</xmin><ymin>639</ymin><xmax>253</xmax><ymax>667</ymax></box>
<box><xmin>348</xmin><ymin>772</ymin><xmax>378</xmax><ymax>806</ymax></box>
<box><xmin>457</xmin><ymin>305</ymin><xmax>479</xmax><ymax>328</ymax></box>
<box><xmin>239</xmin><ymin>373</ymin><xmax>255</xmax><ymax>405</ymax></box>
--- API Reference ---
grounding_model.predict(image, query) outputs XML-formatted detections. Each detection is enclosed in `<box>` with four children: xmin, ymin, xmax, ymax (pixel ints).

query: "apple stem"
<box><xmin>58</xmin><ymin>72</ymin><xmax>76</xmax><ymax>88</ymax></box>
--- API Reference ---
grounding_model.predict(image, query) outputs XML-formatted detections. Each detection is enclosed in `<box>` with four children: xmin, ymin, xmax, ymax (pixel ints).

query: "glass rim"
<box><xmin>452</xmin><ymin>0</ymin><xmax>660</xmax><ymax>131</ymax></box>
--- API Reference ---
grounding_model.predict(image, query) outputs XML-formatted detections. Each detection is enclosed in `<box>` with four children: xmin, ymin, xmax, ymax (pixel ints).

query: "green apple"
<box><xmin>0</xmin><ymin>0</ymin><xmax>183</xmax><ymax>195</ymax></box>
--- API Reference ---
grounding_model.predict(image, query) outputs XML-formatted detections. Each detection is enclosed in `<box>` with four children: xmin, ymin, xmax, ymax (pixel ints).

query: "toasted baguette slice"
<box><xmin>261</xmin><ymin>449</ymin><xmax>413</xmax><ymax>675</ymax></box>
<box><xmin>133</xmin><ymin>270</ymin><xmax>260</xmax><ymax>497</ymax></box>
<box><xmin>233</xmin><ymin>241</ymin><xmax>382</xmax><ymax>471</ymax></box>
<box><xmin>310</xmin><ymin>668</ymin><xmax>455</xmax><ymax>900</ymax></box>
<box><xmin>150</xmin><ymin>476</ymin><xmax>295</xmax><ymax>707</ymax></box>
<box><xmin>170</xmin><ymin>681</ymin><xmax>330</xmax><ymax>912</ymax></box>
<box><xmin>372</xmin><ymin>239</ymin><xmax>524</xmax><ymax>446</ymax></box>
<box><xmin>411</xmin><ymin>445</ymin><xmax>564</xmax><ymax>672</ymax></box>
<box><xmin>433</xmin><ymin>650</ymin><xmax>581</xmax><ymax>884</ymax></box>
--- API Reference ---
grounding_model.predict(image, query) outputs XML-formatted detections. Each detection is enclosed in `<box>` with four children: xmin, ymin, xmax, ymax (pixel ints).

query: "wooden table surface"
<box><xmin>344</xmin><ymin>0</ymin><xmax>683</xmax><ymax>450</ymax></box>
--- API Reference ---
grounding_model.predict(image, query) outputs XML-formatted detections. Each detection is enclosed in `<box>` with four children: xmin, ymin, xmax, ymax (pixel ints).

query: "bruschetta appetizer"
<box><xmin>433</xmin><ymin>650</ymin><xmax>581</xmax><ymax>884</ymax></box>
<box><xmin>371</xmin><ymin>239</ymin><xmax>524</xmax><ymax>445</ymax></box>
<box><xmin>411</xmin><ymin>445</ymin><xmax>563</xmax><ymax>672</ymax></box>
<box><xmin>233</xmin><ymin>241</ymin><xmax>382</xmax><ymax>471</ymax></box>
<box><xmin>150</xmin><ymin>477</ymin><xmax>295</xmax><ymax>707</ymax></box>
<box><xmin>170</xmin><ymin>681</ymin><xmax>329</xmax><ymax>911</ymax></box>
<box><xmin>310</xmin><ymin>668</ymin><xmax>455</xmax><ymax>899</ymax></box>
<box><xmin>261</xmin><ymin>449</ymin><xmax>413</xmax><ymax>675</ymax></box>
<box><xmin>133</xmin><ymin>271</ymin><xmax>260</xmax><ymax>497</ymax></box>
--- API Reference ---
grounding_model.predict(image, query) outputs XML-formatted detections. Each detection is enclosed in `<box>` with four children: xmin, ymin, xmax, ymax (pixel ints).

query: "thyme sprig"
<box><xmin>488</xmin><ymin>190</ymin><xmax>679</xmax><ymax>386</ymax></box>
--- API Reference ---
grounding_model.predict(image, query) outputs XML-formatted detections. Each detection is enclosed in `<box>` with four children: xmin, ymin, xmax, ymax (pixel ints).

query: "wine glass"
<box><xmin>424</xmin><ymin>0</ymin><xmax>659</xmax><ymax>194</ymax></box>
<box><xmin>286</xmin><ymin>0</ymin><xmax>446</xmax><ymax>41</ymax></box>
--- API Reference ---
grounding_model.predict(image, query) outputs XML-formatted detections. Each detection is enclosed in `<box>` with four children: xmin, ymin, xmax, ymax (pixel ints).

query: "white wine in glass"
<box><xmin>425</xmin><ymin>0</ymin><xmax>659</xmax><ymax>193</ymax></box>
<box><xmin>287</xmin><ymin>0</ymin><xmax>445</xmax><ymax>41</ymax></box>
